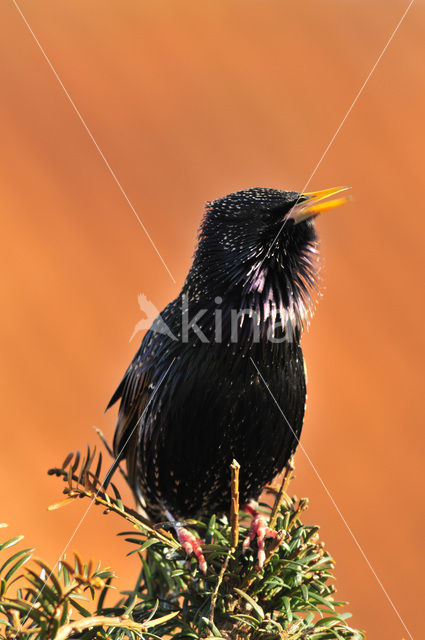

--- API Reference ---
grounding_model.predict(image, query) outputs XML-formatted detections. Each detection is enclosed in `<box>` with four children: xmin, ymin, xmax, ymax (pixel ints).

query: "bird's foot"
<box><xmin>242</xmin><ymin>504</ymin><xmax>278</xmax><ymax>568</ymax></box>
<box><xmin>176</xmin><ymin>526</ymin><xmax>207</xmax><ymax>574</ymax></box>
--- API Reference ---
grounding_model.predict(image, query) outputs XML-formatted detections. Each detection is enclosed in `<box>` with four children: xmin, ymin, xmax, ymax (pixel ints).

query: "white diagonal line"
<box><xmin>12</xmin><ymin>0</ymin><xmax>176</xmax><ymax>284</ymax></box>
<box><xmin>12</xmin><ymin>357</ymin><xmax>176</xmax><ymax>639</ymax></box>
<box><xmin>302</xmin><ymin>0</ymin><xmax>415</xmax><ymax>193</ymax></box>
<box><xmin>250</xmin><ymin>356</ymin><xmax>413</xmax><ymax>640</ymax></box>
<box><xmin>263</xmin><ymin>0</ymin><xmax>415</xmax><ymax>264</ymax></box>
<box><xmin>252</xmin><ymin>3</ymin><xmax>416</xmax><ymax>635</ymax></box>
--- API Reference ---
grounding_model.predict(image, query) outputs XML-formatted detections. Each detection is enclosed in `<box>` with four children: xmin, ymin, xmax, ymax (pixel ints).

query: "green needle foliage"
<box><xmin>0</xmin><ymin>443</ymin><xmax>365</xmax><ymax>640</ymax></box>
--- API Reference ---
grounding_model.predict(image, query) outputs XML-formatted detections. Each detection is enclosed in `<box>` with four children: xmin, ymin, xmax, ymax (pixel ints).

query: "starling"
<box><xmin>107</xmin><ymin>186</ymin><xmax>349</xmax><ymax>568</ymax></box>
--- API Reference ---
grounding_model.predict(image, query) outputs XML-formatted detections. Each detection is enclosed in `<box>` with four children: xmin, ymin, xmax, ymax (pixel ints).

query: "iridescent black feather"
<box><xmin>108</xmin><ymin>188</ymin><xmax>320</xmax><ymax>520</ymax></box>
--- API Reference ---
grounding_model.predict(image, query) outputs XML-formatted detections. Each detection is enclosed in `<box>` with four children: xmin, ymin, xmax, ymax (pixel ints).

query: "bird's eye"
<box><xmin>267</xmin><ymin>196</ymin><xmax>308</xmax><ymax>222</ymax></box>
<box><xmin>266</xmin><ymin>204</ymin><xmax>293</xmax><ymax>221</ymax></box>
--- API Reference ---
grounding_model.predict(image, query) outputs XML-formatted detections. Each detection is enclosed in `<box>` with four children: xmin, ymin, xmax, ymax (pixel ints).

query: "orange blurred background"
<box><xmin>0</xmin><ymin>1</ymin><xmax>424</xmax><ymax>637</ymax></box>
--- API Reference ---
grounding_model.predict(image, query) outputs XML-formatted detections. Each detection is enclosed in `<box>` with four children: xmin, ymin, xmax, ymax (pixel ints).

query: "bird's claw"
<box><xmin>176</xmin><ymin>526</ymin><xmax>207</xmax><ymax>574</ymax></box>
<box><xmin>242</xmin><ymin>511</ymin><xmax>278</xmax><ymax>568</ymax></box>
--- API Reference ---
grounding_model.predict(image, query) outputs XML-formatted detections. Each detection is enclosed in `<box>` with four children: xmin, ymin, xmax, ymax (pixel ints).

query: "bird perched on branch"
<box><xmin>107</xmin><ymin>186</ymin><xmax>349</xmax><ymax>570</ymax></box>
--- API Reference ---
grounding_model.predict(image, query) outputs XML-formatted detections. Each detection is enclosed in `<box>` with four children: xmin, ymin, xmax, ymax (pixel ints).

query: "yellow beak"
<box><xmin>291</xmin><ymin>186</ymin><xmax>351</xmax><ymax>224</ymax></box>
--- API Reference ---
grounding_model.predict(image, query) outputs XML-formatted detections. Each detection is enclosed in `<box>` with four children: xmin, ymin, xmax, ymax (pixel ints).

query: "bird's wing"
<box><xmin>108</xmin><ymin>353</ymin><xmax>153</xmax><ymax>455</ymax></box>
<box><xmin>106</xmin><ymin>296</ymin><xmax>182</xmax><ymax>499</ymax></box>
<box><xmin>106</xmin><ymin>314</ymin><xmax>178</xmax><ymax>493</ymax></box>
<box><xmin>105</xmin><ymin>328</ymin><xmax>160</xmax><ymax>495</ymax></box>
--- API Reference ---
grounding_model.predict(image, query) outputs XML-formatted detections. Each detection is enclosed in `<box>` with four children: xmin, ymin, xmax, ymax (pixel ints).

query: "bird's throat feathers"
<box><xmin>184</xmin><ymin>224</ymin><xmax>320</xmax><ymax>344</ymax></box>
<box><xmin>241</xmin><ymin>246</ymin><xmax>320</xmax><ymax>340</ymax></box>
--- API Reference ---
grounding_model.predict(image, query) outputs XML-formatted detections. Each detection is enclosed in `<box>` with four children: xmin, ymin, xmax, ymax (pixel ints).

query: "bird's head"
<box><xmin>187</xmin><ymin>186</ymin><xmax>349</xmax><ymax>335</ymax></box>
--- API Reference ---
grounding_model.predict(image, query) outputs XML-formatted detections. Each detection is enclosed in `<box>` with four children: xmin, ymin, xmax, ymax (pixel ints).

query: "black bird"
<box><xmin>107</xmin><ymin>186</ymin><xmax>349</xmax><ymax>568</ymax></box>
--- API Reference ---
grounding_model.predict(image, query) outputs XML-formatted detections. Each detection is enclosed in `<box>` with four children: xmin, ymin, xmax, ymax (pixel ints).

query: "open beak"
<box><xmin>291</xmin><ymin>186</ymin><xmax>351</xmax><ymax>224</ymax></box>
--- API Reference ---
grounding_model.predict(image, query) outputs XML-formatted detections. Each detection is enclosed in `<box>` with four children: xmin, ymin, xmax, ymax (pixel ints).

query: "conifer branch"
<box><xmin>0</xmin><ymin>444</ymin><xmax>365</xmax><ymax>640</ymax></box>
